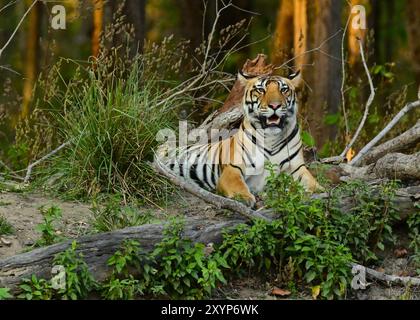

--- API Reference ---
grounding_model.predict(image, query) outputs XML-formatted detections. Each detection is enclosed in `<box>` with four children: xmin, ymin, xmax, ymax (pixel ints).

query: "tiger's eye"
<box><xmin>281</xmin><ymin>87</ymin><xmax>289</xmax><ymax>93</ymax></box>
<box><xmin>255</xmin><ymin>88</ymin><xmax>265</xmax><ymax>94</ymax></box>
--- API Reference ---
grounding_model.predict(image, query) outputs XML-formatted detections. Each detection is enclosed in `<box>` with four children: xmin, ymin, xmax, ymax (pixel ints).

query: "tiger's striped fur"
<box><xmin>156</xmin><ymin>71</ymin><xmax>322</xmax><ymax>206</ymax></box>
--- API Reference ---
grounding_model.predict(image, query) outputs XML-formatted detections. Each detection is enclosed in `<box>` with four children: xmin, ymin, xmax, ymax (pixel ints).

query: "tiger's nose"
<box><xmin>268</xmin><ymin>103</ymin><xmax>281</xmax><ymax>110</ymax></box>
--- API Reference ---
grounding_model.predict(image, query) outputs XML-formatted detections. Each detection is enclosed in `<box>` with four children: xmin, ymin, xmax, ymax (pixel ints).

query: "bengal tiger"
<box><xmin>155</xmin><ymin>71</ymin><xmax>322</xmax><ymax>207</ymax></box>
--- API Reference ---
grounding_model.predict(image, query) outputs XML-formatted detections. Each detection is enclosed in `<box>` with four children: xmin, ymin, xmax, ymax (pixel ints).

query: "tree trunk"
<box><xmin>21</xmin><ymin>0</ymin><xmax>42</xmax><ymax>120</ymax></box>
<box><xmin>293</xmin><ymin>0</ymin><xmax>308</xmax><ymax>70</ymax></box>
<box><xmin>91</xmin><ymin>0</ymin><xmax>103</xmax><ymax>58</ymax></box>
<box><xmin>406</xmin><ymin>0</ymin><xmax>420</xmax><ymax>83</ymax></box>
<box><xmin>309</xmin><ymin>0</ymin><xmax>343</xmax><ymax>148</ymax></box>
<box><xmin>272</xmin><ymin>0</ymin><xmax>294</xmax><ymax>66</ymax></box>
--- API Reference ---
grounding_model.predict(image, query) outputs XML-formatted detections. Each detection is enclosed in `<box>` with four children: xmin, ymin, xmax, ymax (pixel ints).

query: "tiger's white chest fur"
<box><xmin>238</xmin><ymin>119</ymin><xmax>305</xmax><ymax>194</ymax></box>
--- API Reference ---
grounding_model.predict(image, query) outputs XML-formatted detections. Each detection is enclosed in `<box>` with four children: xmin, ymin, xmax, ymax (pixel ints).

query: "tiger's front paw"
<box><xmin>230</xmin><ymin>192</ymin><xmax>256</xmax><ymax>208</ymax></box>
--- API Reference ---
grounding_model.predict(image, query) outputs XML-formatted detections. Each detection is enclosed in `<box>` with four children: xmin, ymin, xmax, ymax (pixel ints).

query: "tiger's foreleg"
<box><xmin>292</xmin><ymin>165</ymin><xmax>324</xmax><ymax>193</ymax></box>
<box><xmin>216</xmin><ymin>165</ymin><xmax>256</xmax><ymax>207</ymax></box>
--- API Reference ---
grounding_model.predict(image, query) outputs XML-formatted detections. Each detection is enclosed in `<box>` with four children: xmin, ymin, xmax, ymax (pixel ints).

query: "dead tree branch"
<box><xmin>23</xmin><ymin>141</ymin><xmax>72</xmax><ymax>183</ymax></box>
<box><xmin>351</xmin><ymin>100</ymin><xmax>420</xmax><ymax>166</ymax></box>
<box><xmin>152</xmin><ymin>157</ymin><xmax>272</xmax><ymax>222</ymax></box>
<box><xmin>0</xmin><ymin>0</ymin><xmax>38</xmax><ymax>60</ymax></box>
<box><xmin>356</xmin><ymin>120</ymin><xmax>420</xmax><ymax>166</ymax></box>
<box><xmin>352</xmin><ymin>263</ymin><xmax>420</xmax><ymax>287</ymax></box>
<box><xmin>340</xmin><ymin>39</ymin><xmax>375</xmax><ymax>158</ymax></box>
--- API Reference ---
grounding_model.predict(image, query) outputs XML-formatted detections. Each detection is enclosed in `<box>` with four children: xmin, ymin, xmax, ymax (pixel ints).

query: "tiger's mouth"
<box><xmin>256</xmin><ymin>113</ymin><xmax>288</xmax><ymax>129</ymax></box>
<box><xmin>266</xmin><ymin>114</ymin><xmax>281</xmax><ymax>126</ymax></box>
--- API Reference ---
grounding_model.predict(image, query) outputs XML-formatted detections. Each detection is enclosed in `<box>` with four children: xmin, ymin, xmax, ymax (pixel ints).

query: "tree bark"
<box><xmin>293</xmin><ymin>0</ymin><xmax>308</xmax><ymax>70</ymax></box>
<box><xmin>91</xmin><ymin>0</ymin><xmax>103</xmax><ymax>58</ymax></box>
<box><xmin>272</xmin><ymin>0</ymin><xmax>294</xmax><ymax>66</ymax></box>
<box><xmin>406</xmin><ymin>0</ymin><xmax>420</xmax><ymax>83</ymax></box>
<box><xmin>309</xmin><ymin>0</ymin><xmax>343</xmax><ymax>148</ymax></box>
<box><xmin>340</xmin><ymin>152</ymin><xmax>420</xmax><ymax>182</ymax></box>
<box><xmin>357</xmin><ymin>120</ymin><xmax>420</xmax><ymax>165</ymax></box>
<box><xmin>21</xmin><ymin>0</ymin><xmax>42</xmax><ymax>120</ymax></box>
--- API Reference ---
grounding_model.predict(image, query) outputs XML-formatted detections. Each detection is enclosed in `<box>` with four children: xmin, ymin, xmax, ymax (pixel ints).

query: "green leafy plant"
<box><xmin>101</xmin><ymin>240</ymin><xmax>147</xmax><ymax>300</ymax></box>
<box><xmin>149</xmin><ymin>219</ymin><xmax>228</xmax><ymax>299</ymax></box>
<box><xmin>34</xmin><ymin>205</ymin><xmax>64</xmax><ymax>247</ymax></box>
<box><xmin>327</xmin><ymin>180</ymin><xmax>400</xmax><ymax>262</ymax></box>
<box><xmin>18</xmin><ymin>275</ymin><xmax>54</xmax><ymax>300</ymax></box>
<box><xmin>91</xmin><ymin>195</ymin><xmax>155</xmax><ymax>232</ymax></box>
<box><xmin>0</xmin><ymin>215</ymin><xmax>14</xmax><ymax>235</ymax></box>
<box><xmin>53</xmin><ymin>241</ymin><xmax>97</xmax><ymax>300</ymax></box>
<box><xmin>0</xmin><ymin>287</ymin><xmax>13</xmax><ymax>300</ymax></box>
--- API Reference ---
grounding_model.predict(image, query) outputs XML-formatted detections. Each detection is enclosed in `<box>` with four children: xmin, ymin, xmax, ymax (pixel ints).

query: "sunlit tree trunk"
<box><xmin>293</xmin><ymin>0</ymin><xmax>307</xmax><ymax>70</ymax></box>
<box><xmin>406</xmin><ymin>0</ymin><xmax>420</xmax><ymax>83</ymax></box>
<box><xmin>348</xmin><ymin>0</ymin><xmax>369</xmax><ymax>66</ymax></box>
<box><xmin>92</xmin><ymin>0</ymin><xmax>103</xmax><ymax>58</ymax></box>
<box><xmin>21</xmin><ymin>0</ymin><xmax>42</xmax><ymax>120</ymax></box>
<box><xmin>272</xmin><ymin>0</ymin><xmax>294</xmax><ymax>66</ymax></box>
<box><xmin>309</xmin><ymin>0</ymin><xmax>342</xmax><ymax>148</ymax></box>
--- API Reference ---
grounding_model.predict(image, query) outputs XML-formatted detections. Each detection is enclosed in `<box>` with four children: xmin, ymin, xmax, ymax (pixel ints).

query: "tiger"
<box><xmin>155</xmin><ymin>71</ymin><xmax>322</xmax><ymax>207</ymax></box>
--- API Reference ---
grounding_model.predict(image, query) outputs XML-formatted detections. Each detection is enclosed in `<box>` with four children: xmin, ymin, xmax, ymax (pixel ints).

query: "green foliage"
<box><xmin>14</xmin><ymin>170</ymin><xmax>402</xmax><ymax>300</ymax></box>
<box><xmin>101</xmin><ymin>240</ymin><xmax>144</xmax><ymax>300</ymax></box>
<box><xmin>18</xmin><ymin>241</ymin><xmax>96</xmax><ymax>300</ymax></box>
<box><xmin>102</xmin><ymin>220</ymin><xmax>228</xmax><ymax>300</ymax></box>
<box><xmin>91</xmin><ymin>194</ymin><xmax>155</xmax><ymax>232</ymax></box>
<box><xmin>220</xmin><ymin>167</ymin><xmax>353</xmax><ymax>299</ymax></box>
<box><xmin>148</xmin><ymin>219</ymin><xmax>228</xmax><ymax>299</ymax></box>
<box><xmin>301</xmin><ymin>131</ymin><xmax>315</xmax><ymax>147</ymax></box>
<box><xmin>0</xmin><ymin>287</ymin><xmax>13</xmax><ymax>300</ymax></box>
<box><xmin>327</xmin><ymin>180</ymin><xmax>400</xmax><ymax>262</ymax></box>
<box><xmin>34</xmin><ymin>205</ymin><xmax>64</xmax><ymax>247</ymax></box>
<box><xmin>53</xmin><ymin>241</ymin><xmax>98</xmax><ymax>300</ymax></box>
<box><xmin>0</xmin><ymin>215</ymin><xmax>14</xmax><ymax>235</ymax></box>
<box><xmin>25</xmin><ymin>52</ymin><xmax>180</xmax><ymax>203</ymax></box>
<box><xmin>18</xmin><ymin>275</ymin><xmax>54</xmax><ymax>300</ymax></box>
<box><xmin>5</xmin><ymin>143</ymin><xmax>30</xmax><ymax>171</ymax></box>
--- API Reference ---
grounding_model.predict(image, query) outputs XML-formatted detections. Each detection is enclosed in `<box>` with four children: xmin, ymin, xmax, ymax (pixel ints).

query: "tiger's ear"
<box><xmin>237</xmin><ymin>71</ymin><xmax>257</xmax><ymax>86</ymax></box>
<box><xmin>288</xmin><ymin>70</ymin><xmax>303</xmax><ymax>91</ymax></box>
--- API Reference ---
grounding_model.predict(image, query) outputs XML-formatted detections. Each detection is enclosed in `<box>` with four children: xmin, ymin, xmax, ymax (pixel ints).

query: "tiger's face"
<box><xmin>240</xmin><ymin>72</ymin><xmax>303</xmax><ymax>132</ymax></box>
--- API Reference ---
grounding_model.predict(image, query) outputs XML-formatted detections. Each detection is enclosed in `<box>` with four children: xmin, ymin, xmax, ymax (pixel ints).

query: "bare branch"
<box><xmin>275</xmin><ymin>28</ymin><xmax>343</xmax><ymax>70</ymax></box>
<box><xmin>24</xmin><ymin>141</ymin><xmax>72</xmax><ymax>183</ymax></box>
<box><xmin>351</xmin><ymin>100</ymin><xmax>420</xmax><ymax>166</ymax></box>
<box><xmin>340</xmin><ymin>39</ymin><xmax>375</xmax><ymax>158</ymax></box>
<box><xmin>351</xmin><ymin>263</ymin><xmax>420</xmax><ymax>287</ymax></box>
<box><xmin>341</xmin><ymin>11</ymin><xmax>352</xmax><ymax>139</ymax></box>
<box><xmin>0</xmin><ymin>0</ymin><xmax>38</xmax><ymax>60</ymax></box>
<box><xmin>355</xmin><ymin>120</ymin><xmax>420</xmax><ymax>165</ymax></box>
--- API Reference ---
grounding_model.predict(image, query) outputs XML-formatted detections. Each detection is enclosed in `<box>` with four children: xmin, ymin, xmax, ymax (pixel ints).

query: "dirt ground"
<box><xmin>0</xmin><ymin>190</ymin><xmax>419</xmax><ymax>300</ymax></box>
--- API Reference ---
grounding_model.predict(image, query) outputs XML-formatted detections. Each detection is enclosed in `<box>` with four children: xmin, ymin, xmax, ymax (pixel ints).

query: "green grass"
<box><xmin>31</xmin><ymin>57</ymin><xmax>181</xmax><ymax>204</ymax></box>
<box><xmin>0</xmin><ymin>215</ymin><xmax>14</xmax><ymax>235</ymax></box>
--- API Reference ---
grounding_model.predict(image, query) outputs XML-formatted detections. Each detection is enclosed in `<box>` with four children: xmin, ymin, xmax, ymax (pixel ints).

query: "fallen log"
<box><xmin>340</xmin><ymin>152</ymin><xmax>420</xmax><ymax>182</ymax></box>
<box><xmin>151</xmin><ymin>158</ymin><xmax>273</xmax><ymax>222</ymax></box>
<box><xmin>313</xmin><ymin>185</ymin><xmax>420</xmax><ymax>221</ymax></box>
<box><xmin>1</xmin><ymin>184</ymin><xmax>418</xmax><ymax>295</ymax></box>
<box><xmin>356</xmin><ymin>121</ymin><xmax>420</xmax><ymax>166</ymax></box>
<box><xmin>0</xmin><ymin>217</ymin><xmax>245</xmax><ymax>293</ymax></box>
